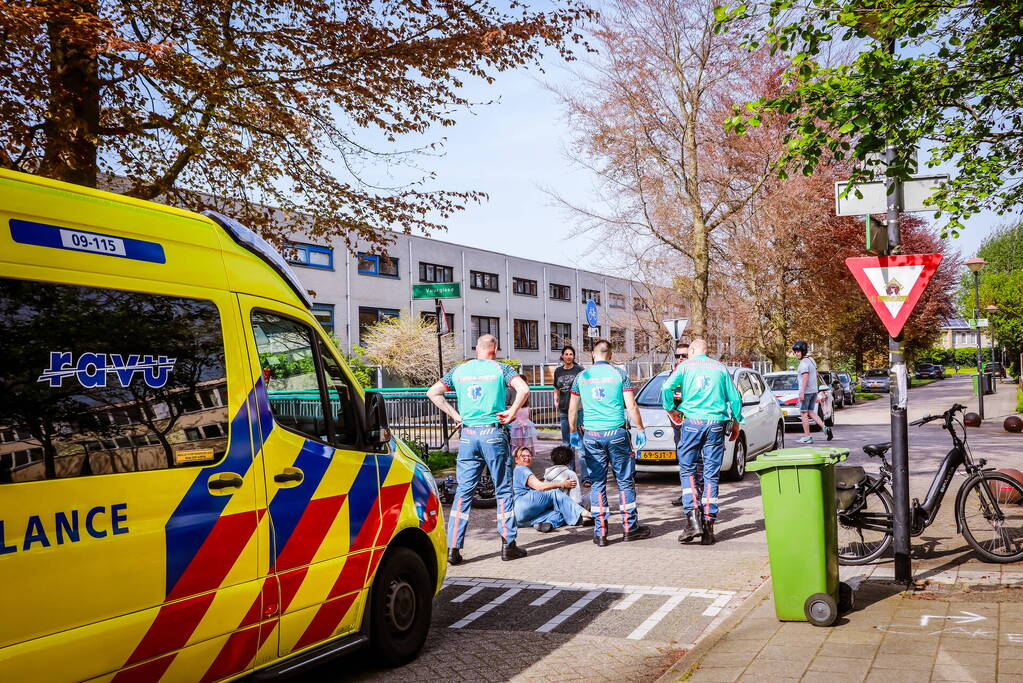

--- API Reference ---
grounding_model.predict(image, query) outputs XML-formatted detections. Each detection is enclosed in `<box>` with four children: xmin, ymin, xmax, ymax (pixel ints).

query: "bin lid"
<box><xmin>747</xmin><ymin>446</ymin><xmax>849</xmax><ymax>472</ymax></box>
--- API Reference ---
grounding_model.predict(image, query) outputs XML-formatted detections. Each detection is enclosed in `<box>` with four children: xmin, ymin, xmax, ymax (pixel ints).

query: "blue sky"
<box><xmin>377</xmin><ymin>37</ymin><xmax>1016</xmax><ymax>274</ymax></box>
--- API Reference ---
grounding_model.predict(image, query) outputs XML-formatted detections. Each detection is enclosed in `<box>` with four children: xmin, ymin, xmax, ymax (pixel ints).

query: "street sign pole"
<box><xmin>973</xmin><ymin>272</ymin><xmax>985</xmax><ymax>420</ymax></box>
<box><xmin>435</xmin><ymin>297</ymin><xmax>449</xmax><ymax>446</ymax></box>
<box><xmin>885</xmin><ymin>121</ymin><xmax>913</xmax><ymax>587</ymax></box>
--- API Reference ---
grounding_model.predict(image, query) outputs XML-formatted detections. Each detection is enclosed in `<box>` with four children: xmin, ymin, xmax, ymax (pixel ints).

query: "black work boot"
<box><xmin>448</xmin><ymin>548</ymin><xmax>463</xmax><ymax>566</ymax></box>
<box><xmin>678</xmin><ymin>510</ymin><xmax>703</xmax><ymax>543</ymax></box>
<box><xmin>701</xmin><ymin>519</ymin><xmax>716</xmax><ymax>545</ymax></box>
<box><xmin>671</xmin><ymin>495</ymin><xmax>684</xmax><ymax>507</ymax></box>
<box><xmin>593</xmin><ymin>535</ymin><xmax>610</xmax><ymax>547</ymax></box>
<box><xmin>501</xmin><ymin>540</ymin><xmax>527</xmax><ymax>561</ymax></box>
<box><xmin>623</xmin><ymin>524</ymin><xmax>652</xmax><ymax>542</ymax></box>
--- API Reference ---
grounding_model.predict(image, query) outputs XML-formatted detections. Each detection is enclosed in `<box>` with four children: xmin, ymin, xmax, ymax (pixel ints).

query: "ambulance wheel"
<box><xmin>368</xmin><ymin>547</ymin><xmax>433</xmax><ymax>666</ymax></box>
<box><xmin>804</xmin><ymin>593</ymin><xmax>838</xmax><ymax>627</ymax></box>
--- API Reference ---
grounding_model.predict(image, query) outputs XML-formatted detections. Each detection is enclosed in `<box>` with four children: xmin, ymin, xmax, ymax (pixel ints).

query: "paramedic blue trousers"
<box><xmin>448</xmin><ymin>425</ymin><xmax>517</xmax><ymax>548</ymax></box>
<box><xmin>582</xmin><ymin>427</ymin><xmax>639</xmax><ymax>537</ymax></box>
<box><xmin>673</xmin><ymin>422</ymin><xmax>704</xmax><ymax>499</ymax></box>
<box><xmin>676</xmin><ymin>419</ymin><xmax>726</xmax><ymax>520</ymax></box>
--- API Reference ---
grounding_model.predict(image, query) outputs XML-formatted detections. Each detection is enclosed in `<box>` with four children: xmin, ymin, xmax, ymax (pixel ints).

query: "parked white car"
<box><xmin>762</xmin><ymin>371</ymin><xmax>835</xmax><ymax>429</ymax></box>
<box><xmin>631</xmin><ymin>367</ymin><xmax>785</xmax><ymax>480</ymax></box>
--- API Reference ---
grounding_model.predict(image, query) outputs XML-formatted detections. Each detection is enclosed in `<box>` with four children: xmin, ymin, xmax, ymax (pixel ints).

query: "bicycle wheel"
<box><xmin>957</xmin><ymin>472</ymin><xmax>1023</xmax><ymax>562</ymax></box>
<box><xmin>838</xmin><ymin>477</ymin><xmax>894</xmax><ymax>565</ymax></box>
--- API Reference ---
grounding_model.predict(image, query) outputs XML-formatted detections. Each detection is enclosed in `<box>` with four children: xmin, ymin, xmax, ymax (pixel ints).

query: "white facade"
<box><xmin>287</xmin><ymin>230</ymin><xmax>675</xmax><ymax>367</ymax></box>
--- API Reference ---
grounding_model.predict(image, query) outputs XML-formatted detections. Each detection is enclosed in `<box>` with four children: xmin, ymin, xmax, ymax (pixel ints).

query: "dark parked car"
<box><xmin>914</xmin><ymin>363</ymin><xmax>945</xmax><ymax>380</ymax></box>
<box><xmin>987</xmin><ymin>362</ymin><xmax>1007</xmax><ymax>379</ymax></box>
<box><xmin>837</xmin><ymin>372</ymin><xmax>856</xmax><ymax>405</ymax></box>
<box><xmin>819</xmin><ymin>370</ymin><xmax>846</xmax><ymax>408</ymax></box>
<box><xmin>860</xmin><ymin>368</ymin><xmax>891</xmax><ymax>393</ymax></box>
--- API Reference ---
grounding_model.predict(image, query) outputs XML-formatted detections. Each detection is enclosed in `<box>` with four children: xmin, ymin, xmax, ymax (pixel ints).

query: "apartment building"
<box><xmin>287</xmin><ymin>230</ymin><xmax>681</xmax><ymax>367</ymax></box>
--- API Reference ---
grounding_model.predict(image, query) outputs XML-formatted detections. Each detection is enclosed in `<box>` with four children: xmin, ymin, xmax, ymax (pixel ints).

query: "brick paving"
<box><xmin>317</xmin><ymin>375</ymin><xmax>1023</xmax><ymax>682</ymax></box>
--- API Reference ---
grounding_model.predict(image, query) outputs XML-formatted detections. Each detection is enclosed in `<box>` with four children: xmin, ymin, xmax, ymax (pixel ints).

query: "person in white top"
<box><xmin>792</xmin><ymin>341</ymin><xmax>834</xmax><ymax>443</ymax></box>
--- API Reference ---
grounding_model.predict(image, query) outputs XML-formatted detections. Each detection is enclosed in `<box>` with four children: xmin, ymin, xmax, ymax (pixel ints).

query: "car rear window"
<box><xmin>0</xmin><ymin>277</ymin><xmax>229</xmax><ymax>484</ymax></box>
<box><xmin>865</xmin><ymin>369</ymin><xmax>888</xmax><ymax>377</ymax></box>
<box><xmin>765</xmin><ymin>375</ymin><xmax>799</xmax><ymax>391</ymax></box>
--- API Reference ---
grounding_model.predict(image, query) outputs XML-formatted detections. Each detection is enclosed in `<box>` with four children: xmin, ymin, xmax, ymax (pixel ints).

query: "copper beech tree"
<box><xmin>0</xmin><ymin>0</ymin><xmax>593</xmax><ymax>245</ymax></box>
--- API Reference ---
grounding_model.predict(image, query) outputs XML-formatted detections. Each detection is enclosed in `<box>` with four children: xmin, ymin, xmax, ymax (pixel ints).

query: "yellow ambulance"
<box><xmin>0</xmin><ymin>169</ymin><xmax>446</xmax><ymax>681</ymax></box>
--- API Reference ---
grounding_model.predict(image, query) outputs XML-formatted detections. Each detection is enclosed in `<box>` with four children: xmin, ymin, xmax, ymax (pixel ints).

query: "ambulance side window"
<box><xmin>0</xmin><ymin>276</ymin><xmax>229</xmax><ymax>484</ymax></box>
<box><xmin>251</xmin><ymin>311</ymin><xmax>330</xmax><ymax>443</ymax></box>
<box><xmin>314</xmin><ymin>338</ymin><xmax>360</xmax><ymax>447</ymax></box>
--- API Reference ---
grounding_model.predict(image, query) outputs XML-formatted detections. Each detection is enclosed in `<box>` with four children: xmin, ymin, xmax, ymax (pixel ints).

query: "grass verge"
<box><xmin>426</xmin><ymin>450</ymin><xmax>457</xmax><ymax>473</ymax></box>
<box><xmin>855</xmin><ymin>392</ymin><xmax>881</xmax><ymax>401</ymax></box>
<box><xmin>1017</xmin><ymin>389</ymin><xmax>1023</xmax><ymax>414</ymax></box>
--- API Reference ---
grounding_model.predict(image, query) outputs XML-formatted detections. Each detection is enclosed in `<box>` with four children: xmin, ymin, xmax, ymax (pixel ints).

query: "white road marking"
<box><xmin>627</xmin><ymin>595</ymin><xmax>686</xmax><ymax>640</ymax></box>
<box><xmin>441</xmin><ymin>577</ymin><xmax>735</xmax><ymax>640</ymax></box>
<box><xmin>612</xmin><ymin>592</ymin><xmax>644</xmax><ymax>610</ymax></box>
<box><xmin>536</xmin><ymin>590</ymin><xmax>604</xmax><ymax>633</ymax></box>
<box><xmin>530</xmin><ymin>588</ymin><xmax>562</xmax><ymax>606</ymax></box>
<box><xmin>451</xmin><ymin>585</ymin><xmax>485</xmax><ymax>603</ymax></box>
<box><xmin>450</xmin><ymin>588</ymin><xmax>522</xmax><ymax>629</ymax></box>
<box><xmin>920</xmin><ymin>611</ymin><xmax>985</xmax><ymax>627</ymax></box>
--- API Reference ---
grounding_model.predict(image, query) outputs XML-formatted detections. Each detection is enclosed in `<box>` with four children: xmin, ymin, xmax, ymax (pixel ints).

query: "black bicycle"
<box><xmin>837</xmin><ymin>403</ymin><xmax>1023</xmax><ymax>565</ymax></box>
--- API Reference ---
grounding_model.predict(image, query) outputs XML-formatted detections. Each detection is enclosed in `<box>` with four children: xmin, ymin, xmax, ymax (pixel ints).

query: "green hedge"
<box><xmin>916</xmin><ymin>347</ymin><xmax>983</xmax><ymax>367</ymax></box>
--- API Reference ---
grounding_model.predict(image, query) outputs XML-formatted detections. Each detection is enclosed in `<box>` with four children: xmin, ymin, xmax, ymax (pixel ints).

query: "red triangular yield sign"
<box><xmin>845</xmin><ymin>254</ymin><xmax>943</xmax><ymax>337</ymax></box>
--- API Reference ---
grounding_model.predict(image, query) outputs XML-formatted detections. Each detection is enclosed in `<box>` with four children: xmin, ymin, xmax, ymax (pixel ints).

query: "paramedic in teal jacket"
<box><xmin>660</xmin><ymin>339</ymin><xmax>743</xmax><ymax>546</ymax></box>
<box><xmin>568</xmin><ymin>339</ymin><xmax>650</xmax><ymax>547</ymax></box>
<box><xmin>428</xmin><ymin>334</ymin><xmax>530</xmax><ymax>565</ymax></box>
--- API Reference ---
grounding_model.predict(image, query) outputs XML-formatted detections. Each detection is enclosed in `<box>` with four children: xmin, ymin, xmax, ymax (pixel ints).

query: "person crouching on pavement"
<box><xmin>567</xmin><ymin>339</ymin><xmax>651</xmax><ymax>546</ymax></box>
<box><xmin>512</xmin><ymin>447</ymin><xmax>594</xmax><ymax>532</ymax></box>
<box><xmin>544</xmin><ymin>445</ymin><xmax>584</xmax><ymax>505</ymax></box>
<box><xmin>660</xmin><ymin>338</ymin><xmax>743</xmax><ymax>546</ymax></box>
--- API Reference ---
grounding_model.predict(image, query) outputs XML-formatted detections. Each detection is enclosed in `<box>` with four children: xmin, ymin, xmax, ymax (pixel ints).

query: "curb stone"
<box><xmin>655</xmin><ymin>578</ymin><xmax>773</xmax><ymax>682</ymax></box>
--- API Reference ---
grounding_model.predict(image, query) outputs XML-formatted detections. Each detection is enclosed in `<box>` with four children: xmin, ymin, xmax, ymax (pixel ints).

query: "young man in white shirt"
<box><xmin>793</xmin><ymin>341</ymin><xmax>834</xmax><ymax>443</ymax></box>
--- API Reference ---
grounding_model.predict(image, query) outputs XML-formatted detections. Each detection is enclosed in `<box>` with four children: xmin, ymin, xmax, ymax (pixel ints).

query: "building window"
<box><xmin>609</xmin><ymin>293</ymin><xmax>626</xmax><ymax>309</ymax></box>
<box><xmin>513</xmin><ymin>278</ymin><xmax>538</xmax><ymax>296</ymax></box>
<box><xmin>634</xmin><ymin>297</ymin><xmax>648</xmax><ymax>311</ymax></box>
<box><xmin>357</xmin><ymin>252</ymin><xmax>400</xmax><ymax>278</ymax></box>
<box><xmin>610</xmin><ymin>327</ymin><xmax>626</xmax><ymax>352</ymax></box>
<box><xmin>550</xmin><ymin>283</ymin><xmax>571</xmax><ymax>301</ymax></box>
<box><xmin>635</xmin><ymin>333</ymin><xmax>649</xmax><ymax>354</ymax></box>
<box><xmin>311</xmin><ymin>304</ymin><xmax>335</xmax><ymax>333</ymax></box>
<box><xmin>550</xmin><ymin>322</ymin><xmax>572</xmax><ymax>350</ymax></box>
<box><xmin>470</xmin><ymin>271</ymin><xmax>500</xmax><ymax>291</ymax></box>
<box><xmin>358</xmin><ymin>306</ymin><xmax>399</xmax><ymax>345</ymax></box>
<box><xmin>582</xmin><ymin>289</ymin><xmax>601</xmax><ymax>305</ymax></box>
<box><xmin>287</xmin><ymin>242</ymin><xmax>333</xmax><ymax>270</ymax></box>
<box><xmin>419</xmin><ymin>262</ymin><xmax>453</xmax><ymax>283</ymax></box>
<box><xmin>514</xmin><ymin>319</ymin><xmax>539</xmax><ymax>350</ymax></box>
<box><xmin>471</xmin><ymin>316</ymin><xmax>500</xmax><ymax>346</ymax></box>
<box><xmin>583</xmin><ymin>325</ymin><xmax>601</xmax><ymax>351</ymax></box>
<box><xmin>420</xmin><ymin>310</ymin><xmax>455</xmax><ymax>333</ymax></box>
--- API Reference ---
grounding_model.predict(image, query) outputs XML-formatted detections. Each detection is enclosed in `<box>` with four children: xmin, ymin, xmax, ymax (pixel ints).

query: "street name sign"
<box><xmin>845</xmin><ymin>254</ymin><xmax>943</xmax><ymax>337</ymax></box>
<box><xmin>966</xmin><ymin>318</ymin><xmax>989</xmax><ymax>328</ymax></box>
<box><xmin>662</xmin><ymin>318</ymin><xmax>689</xmax><ymax>340</ymax></box>
<box><xmin>835</xmin><ymin>174</ymin><xmax>949</xmax><ymax>216</ymax></box>
<box><xmin>412</xmin><ymin>282</ymin><xmax>460</xmax><ymax>299</ymax></box>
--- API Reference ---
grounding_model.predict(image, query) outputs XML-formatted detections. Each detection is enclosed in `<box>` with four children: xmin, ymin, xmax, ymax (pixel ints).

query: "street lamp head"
<box><xmin>965</xmin><ymin>257</ymin><xmax>987</xmax><ymax>272</ymax></box>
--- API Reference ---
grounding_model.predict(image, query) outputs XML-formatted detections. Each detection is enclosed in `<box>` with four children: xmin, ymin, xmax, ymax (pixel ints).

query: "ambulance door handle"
<box><xmin>274</xmin><ymin>467</ymin><xmax>304</xmax><ymax>484</ymax></box>
<box><xmin>208</xmin><ymin>473</ymin><xmax>244</xmax><ymax>490</ymax></box>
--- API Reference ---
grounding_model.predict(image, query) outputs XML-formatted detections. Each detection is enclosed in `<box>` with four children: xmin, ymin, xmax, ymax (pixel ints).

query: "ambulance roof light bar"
<box><xmin>204</xmin><ymin>210</ymin><xmax>313</xmax><ymax>308</ymax></box>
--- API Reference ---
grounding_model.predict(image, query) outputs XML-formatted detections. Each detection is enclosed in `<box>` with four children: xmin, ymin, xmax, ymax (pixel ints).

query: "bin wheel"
<box><xmin>804</xmin><ymin>593</ymin><xmax>838</xmax><ymax>627</ymax></box>
<box><xmin>838</xmin><ymin>581</ymin><xmax>854</xmax><ymax>613</ymax></box>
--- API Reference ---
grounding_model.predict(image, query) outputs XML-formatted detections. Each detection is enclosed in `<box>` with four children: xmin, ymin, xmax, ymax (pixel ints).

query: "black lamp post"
<box><xmin>965</xmin><ymin>257</ymin><xmax>987</xmax><ymax>417</ymax></box>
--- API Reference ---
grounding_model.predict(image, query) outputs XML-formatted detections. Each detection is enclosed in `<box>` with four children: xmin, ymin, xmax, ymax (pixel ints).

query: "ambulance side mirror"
<box><xmin>363</xmin><ymin>391</ymin><xmax>391</xmax><ymax>447</ymax></box>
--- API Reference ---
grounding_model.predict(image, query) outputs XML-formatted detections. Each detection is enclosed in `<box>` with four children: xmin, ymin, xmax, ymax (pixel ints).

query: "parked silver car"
<box><xmin>860</xmin><ymin>368</ymin><xmax>891</xmax><ymax>392</ymax></box>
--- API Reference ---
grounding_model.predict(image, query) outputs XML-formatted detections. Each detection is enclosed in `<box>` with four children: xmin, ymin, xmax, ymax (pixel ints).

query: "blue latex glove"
<box><xmin>634</xmin><ymin>430</ymin><xmax>648</xmax><ymax>450</ymax></box>
<box><xmin>570</xmin><ymin>432</ymin><xmax>582</xmax><ymax>450</ymax></box>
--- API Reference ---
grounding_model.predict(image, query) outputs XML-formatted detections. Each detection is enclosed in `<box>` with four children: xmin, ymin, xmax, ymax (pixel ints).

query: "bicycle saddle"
<box><xmin>863</xmin><ymin>442</ymin><xmax>892</xmax><ymax>457</ymax></box>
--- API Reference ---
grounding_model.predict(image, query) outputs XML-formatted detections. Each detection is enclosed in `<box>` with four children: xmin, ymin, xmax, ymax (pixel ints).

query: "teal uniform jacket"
<box><xmin>660</xmin><ymin>353</ymin><xmax>744</xmax><ymax>423</ymax></box>
<box><xmin>570</xmin><ymin>361</ymin><xmax>633</xmax><ymax>431</ymax></box>
<box><xmin>441</xmin><ymin>359</ymin><xmax>519</xmax><ymax>426</ymax></box>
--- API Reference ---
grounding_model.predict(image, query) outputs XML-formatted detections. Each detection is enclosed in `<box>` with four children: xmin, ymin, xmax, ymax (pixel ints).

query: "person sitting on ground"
<box><xmin>544</xmin><ymin>445</ymin><xmax>584</xmax><ymax>505</ymax></box>
<box><xmin>512</xmin><ymin>446</ymin><xmax>594</xmax><ymax>532</ymax></box>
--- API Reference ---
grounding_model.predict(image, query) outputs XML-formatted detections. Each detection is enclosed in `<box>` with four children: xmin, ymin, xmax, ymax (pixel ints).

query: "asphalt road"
<box><xmin>317</xmin><ymin>374</ymin><xmax>1021</xmax><ymax>682</ymax></box>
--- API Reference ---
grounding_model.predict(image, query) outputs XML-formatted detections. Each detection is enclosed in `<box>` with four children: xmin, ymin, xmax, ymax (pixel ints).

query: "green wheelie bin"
<box><xmin>747</xmin><ymin>446</ymin><xmax>851</xmax><ymax>626</ymax></box>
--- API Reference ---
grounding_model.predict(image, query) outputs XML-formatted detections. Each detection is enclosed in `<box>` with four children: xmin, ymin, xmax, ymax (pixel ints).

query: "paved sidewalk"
<box><xmin>658</xmin><ymin>575</ymin><xmax>1023</xmax><ymax>683</ymax></box>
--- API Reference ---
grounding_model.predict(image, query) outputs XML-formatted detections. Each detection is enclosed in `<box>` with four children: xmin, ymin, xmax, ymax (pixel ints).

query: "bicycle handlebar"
<box><xmin>910</xmin><ymin>404</ymin><xmax>967</xmax><ymax>427</ymax></box>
